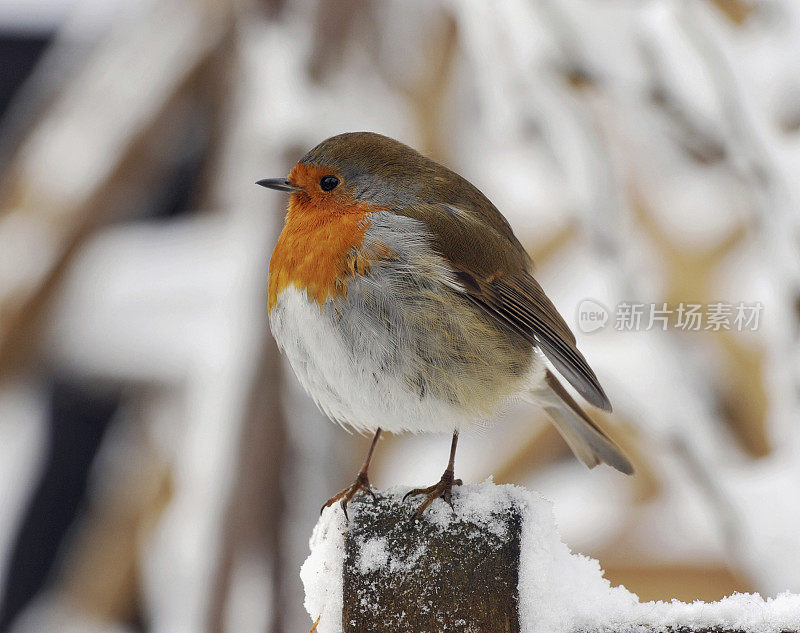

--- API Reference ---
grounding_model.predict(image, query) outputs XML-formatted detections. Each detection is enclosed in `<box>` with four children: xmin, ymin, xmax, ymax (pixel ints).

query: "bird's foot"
<box><xmin>403</xmin><ymin>469</ymin><xmax>462</xmax><ymax>518</ymax></box>
<box><xmin>321</xmin><ymin>471</ymin><xmax>376</xmax><ymax>520</ymax></box>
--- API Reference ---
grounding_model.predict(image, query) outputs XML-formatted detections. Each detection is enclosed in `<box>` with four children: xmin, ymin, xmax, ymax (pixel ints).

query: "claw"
<box><xmin>321</xmin><ymin>472</ymin><xmax>373</xmax><ymax>520</ymax></box>
<box><xmin>404</xmin><ymin>471</ymin><xmax>462</xmax><ymax>518</ymax></box>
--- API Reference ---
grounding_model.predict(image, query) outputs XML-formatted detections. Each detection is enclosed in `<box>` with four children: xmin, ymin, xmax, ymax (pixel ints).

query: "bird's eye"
<box><xmin>320</xmin><ymin>175</ymin><xmax>340</xmax><ymax>191</ymax></box>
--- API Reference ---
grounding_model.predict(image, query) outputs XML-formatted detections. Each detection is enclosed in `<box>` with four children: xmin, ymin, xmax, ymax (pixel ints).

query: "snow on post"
<box><xmin>300</xmin><ymin>481</ymin><xmax>800</xmax><ymax>633</ymax></box>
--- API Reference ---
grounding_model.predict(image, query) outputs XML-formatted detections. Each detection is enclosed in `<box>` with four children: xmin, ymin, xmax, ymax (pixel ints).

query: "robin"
<box><xmin>258</xmin><ymin>132</ymin><xmax>633</xmax><ymax>517</ymax></box>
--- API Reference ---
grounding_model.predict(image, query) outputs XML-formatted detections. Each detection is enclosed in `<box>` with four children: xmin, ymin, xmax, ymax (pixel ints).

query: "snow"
<box><xmin>302</xmin><ymin>480</ymin><xmax>800</xmax><ymax>633</ymax></box>
<box><xmin>356</xmin><ymin>536</ymin><xmax>428</xmax><ymax>576</ymax></box>
<box><xmin>357</xmin><ymin>537</ymin><xmax>389</xmax><ymax>574</ymax></box>
<box><xmin>300</xmin><ymin>501</ymin><xmax>347</xmax><ymax>633</ymax></box>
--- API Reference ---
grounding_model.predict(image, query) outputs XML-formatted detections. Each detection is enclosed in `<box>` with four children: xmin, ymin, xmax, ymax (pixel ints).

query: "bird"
<box><xmin>257</xmin><ymin>131</ymin><xmax>633</xmax><ymax>517</ymax></box>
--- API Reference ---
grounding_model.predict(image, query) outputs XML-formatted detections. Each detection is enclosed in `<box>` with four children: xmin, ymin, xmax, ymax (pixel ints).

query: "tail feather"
<box><xmin>531</xmin><ymin>370</ymin><xmax>634</xmax><ymax>475</ymax></box>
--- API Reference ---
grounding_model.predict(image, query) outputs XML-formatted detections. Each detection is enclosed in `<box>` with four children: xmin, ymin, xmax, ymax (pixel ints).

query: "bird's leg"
<box><xmin>322</xmin><ymin>428</ymin><xmax>381</xmax><ymax>520</ymax></box>
<box><xmin>404</xmin><ymin>430</ymin><xmax>463</xmax><ymax>517</ymax></box>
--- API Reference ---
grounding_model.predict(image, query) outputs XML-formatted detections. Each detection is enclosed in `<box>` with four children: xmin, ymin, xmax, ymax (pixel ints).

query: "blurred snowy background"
<box><xmin>0</xmin><ymin>0</ymin><xmax>798</xmax><ymax>632</ymax></box>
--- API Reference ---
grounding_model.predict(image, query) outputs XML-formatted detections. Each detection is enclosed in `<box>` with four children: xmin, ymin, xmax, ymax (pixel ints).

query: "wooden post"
<box><xmin>302</xmin><ymin>483</ymin><xmax>800</xmax><ymax>633</ymax></box>
<box><xmin>343</xmin><ymin>492</ymin><xmax>521</xmax><ymax>632</ymax></box>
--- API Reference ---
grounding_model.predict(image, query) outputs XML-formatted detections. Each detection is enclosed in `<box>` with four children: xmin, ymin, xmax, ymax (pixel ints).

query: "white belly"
<box><xmin>269</xmin><ymin>286</ymin><xmax>480</xmax><ymax>434</ymax></box>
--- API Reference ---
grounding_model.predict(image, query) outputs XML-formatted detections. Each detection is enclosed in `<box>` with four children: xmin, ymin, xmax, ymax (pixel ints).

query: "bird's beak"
<box><xmin>255</xmin><ymin>178</ymin><xmax>301</xmax><ymax>193</ymax></box>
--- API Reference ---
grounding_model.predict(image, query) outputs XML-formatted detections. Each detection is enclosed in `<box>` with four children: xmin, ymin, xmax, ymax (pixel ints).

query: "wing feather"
<box><xmin>398</xmin><ymin>201</ymin><xmax>612</xmax><ymax>411</ymax></box>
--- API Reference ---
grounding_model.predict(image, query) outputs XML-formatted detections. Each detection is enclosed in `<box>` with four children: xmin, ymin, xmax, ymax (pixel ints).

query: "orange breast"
<box><xmin>268</xmin><ymin>193</ymin><xmax>376</xmax><ymax>311</ymax></box>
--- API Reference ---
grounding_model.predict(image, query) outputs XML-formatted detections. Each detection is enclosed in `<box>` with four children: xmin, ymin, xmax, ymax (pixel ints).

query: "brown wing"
<box><xmin>397</xmin><ymin>200</ymin><xmax>612</xmax><ymax>412</ymax></box>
